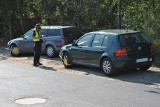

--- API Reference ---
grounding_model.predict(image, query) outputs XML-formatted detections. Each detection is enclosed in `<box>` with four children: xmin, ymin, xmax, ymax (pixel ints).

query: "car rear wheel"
<box><xmin>46</xmin><ymin>45</ymin><xmax>56</xmax><ymax>58</ymax></box>
<box><xmin>101</xmin><ymin>58</ymin><xmax>115</xmax><ymax>76</ymax></box>
<box><xmin>139</xmin><ymin>66</ymin><xmax>150</xmax><ymax>71</ymax></box>
<box><xmin>10</xmin><ymin>44</ymin><xmax>20</xmax><ymax>56</ymax></box>
<box><xmin>63</xmin><ymin>52</ymin><xmax>72</xmax><ymax>68</ymax></box>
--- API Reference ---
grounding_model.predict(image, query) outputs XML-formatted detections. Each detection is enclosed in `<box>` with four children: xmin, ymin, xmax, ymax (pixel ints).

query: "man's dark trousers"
<box><xmin>34</xmin><ymin>41</ymin><xmax>42</xmax><ymax>65</ymax></box>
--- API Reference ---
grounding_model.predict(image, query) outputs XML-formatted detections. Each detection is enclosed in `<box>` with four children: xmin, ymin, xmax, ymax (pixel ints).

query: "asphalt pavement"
<box><xmin>0</xmin><ymin>59</ymin><xmax>160</xmax><ymax>107</ymax></box>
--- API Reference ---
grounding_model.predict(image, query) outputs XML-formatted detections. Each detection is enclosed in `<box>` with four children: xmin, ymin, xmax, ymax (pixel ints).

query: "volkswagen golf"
<box><xmin>59</xmin><ymin>29</ymin><xmax>156</xmax><ymax>76</ymax></box>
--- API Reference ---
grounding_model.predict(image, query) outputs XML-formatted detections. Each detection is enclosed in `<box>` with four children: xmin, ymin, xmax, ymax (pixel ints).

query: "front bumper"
<box><xmin>5</xmin><ymin>47</ymin><xmax>11</xmax><ymax>51</ymax></box>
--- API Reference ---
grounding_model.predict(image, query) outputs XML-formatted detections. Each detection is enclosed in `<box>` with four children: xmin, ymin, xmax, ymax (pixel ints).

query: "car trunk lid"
<box><xmin>119</xmin><ymin>32</ymin><xmax>152</xmax><ymax>58</ymax></box>
<box><xmin>63</xmin><ymin>27</ymin><xmax>81</xmax><ymax>44</ymax></box>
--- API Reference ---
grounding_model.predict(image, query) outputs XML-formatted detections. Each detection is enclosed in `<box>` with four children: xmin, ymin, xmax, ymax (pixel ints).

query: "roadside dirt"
<box><xmin>0</xmin><ymin>52</ymin><xmax>160</xmax><ymax>78</ymax></box>
<box><xmin>0</xmin><ymin>46</ymin><xmax>105</xmax><ymax>77</ymax></box>
<box><xmin>3</xmin><ymin>55</ymin><xmax>105</xmax><ymax>78</ymax></box>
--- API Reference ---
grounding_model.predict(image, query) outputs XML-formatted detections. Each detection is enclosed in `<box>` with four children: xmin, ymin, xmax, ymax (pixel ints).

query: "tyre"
<box><xmin>62</xmin><ymin>52</ymin><xmax>73</xmax><ymax>68</ymax></box>
<box><xmin>139</xmin><ymin>66</ymin><xmax>150</xmax><ymax>71</ymax></box>
<box><xmin>10</xmin><ymin>44</ymin><xmax>20</xmax><ymax>56</ymax></box>
<box><xmin>101</xmin><ymin>58</ymin><xmax>115</xmax><ymax>76</ymax></box>
<box><xmin>45</xmin><ymin>45</ymin><xmax>57</xmax><ymax>58</ymax></box>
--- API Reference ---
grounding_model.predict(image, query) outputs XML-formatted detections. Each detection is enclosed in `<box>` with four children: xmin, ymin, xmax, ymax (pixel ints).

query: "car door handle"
<box><xmin>100</xmin><ymin>49</ymin><xmax>104</xmax><ymax>52</ymax></box>
<box><xmin>78</xmin><ymin>46</ymin><xmax>82</xmax><ymax>48</ymax></box>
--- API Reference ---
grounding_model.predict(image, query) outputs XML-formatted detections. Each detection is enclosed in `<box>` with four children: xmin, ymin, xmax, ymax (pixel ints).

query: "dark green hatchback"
<box><xmin>59</xmin><ymin>29</ymin><xmax>156</xmax><ymax>76</ymax></box>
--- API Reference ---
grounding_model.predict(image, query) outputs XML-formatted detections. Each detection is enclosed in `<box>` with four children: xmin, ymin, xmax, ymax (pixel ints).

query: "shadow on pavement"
<box><xmin>39</xmin><ymin>66</ymin><xmax>57</xmax><ymax>71</ymax></box>
<box><xmin>5</xmin><ymin>53</ymin><xmax>160</xmax><ymax>87</ymax></box>
<box><xmin>66</xmin><ymin>65</ymin><xmax>160</xmax><ymax>87</ymax></box>
<box><xmin>0</xmin><ymin>56</ymin><xmax>7</xmax><ymax>60</ymax></box>
<box><xmin>112</xmin><ymin>69</ymin><xmax>160</xmax><ymax>86</ymax></box>
<box><xmin>144</xmin><ymin>90</ymin><xmax>160</xmax><ymax>94</ymax></box>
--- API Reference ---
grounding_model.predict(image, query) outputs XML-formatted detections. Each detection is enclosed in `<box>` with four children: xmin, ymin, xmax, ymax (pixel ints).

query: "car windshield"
<box><xmin>119</xmin><ymin>32</ymin><xmax>150</xmax><ymax>47</ymax></box>
<box><xmin>23</xmin><ymin>30</ymin><xmax>33</xmax><ymax>38</ymax></box>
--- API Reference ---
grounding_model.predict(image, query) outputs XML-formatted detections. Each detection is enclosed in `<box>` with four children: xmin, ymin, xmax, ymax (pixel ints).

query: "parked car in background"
<box><xmin>59</xmin><ymin>29</ymin><xmax>156</xmax><ymax>76</ymax></box>
<box><xmin>7</xmin><ymin>26</ymin><xmax>81</xmax><ymax>57</ymax></box>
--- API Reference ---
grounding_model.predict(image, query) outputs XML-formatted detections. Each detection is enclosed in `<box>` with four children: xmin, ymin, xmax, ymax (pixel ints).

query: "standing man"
<box><xmin>32</xmin><ymin>23</ymin><xmax>43</xmax><ymax>67</ymax></box>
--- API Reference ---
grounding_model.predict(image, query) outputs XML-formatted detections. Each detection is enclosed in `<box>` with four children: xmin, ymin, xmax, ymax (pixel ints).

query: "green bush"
<box><xmin>153</xmin><ymin>39</ymin><xmax>160</xmax><ymax>55</ymax></box>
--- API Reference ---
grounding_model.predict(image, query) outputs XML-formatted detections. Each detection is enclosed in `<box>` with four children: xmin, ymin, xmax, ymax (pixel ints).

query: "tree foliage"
<box><xmin>0</xmin><ymin>0</ymin><xmax>160</xmax><ymax>46</ymax></box>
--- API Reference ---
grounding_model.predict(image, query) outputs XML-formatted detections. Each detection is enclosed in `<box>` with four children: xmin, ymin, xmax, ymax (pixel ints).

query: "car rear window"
<box><xmin>119</xmin><ymin>33</ymin><xmax>150</xmax><ymax>47</ymax></box>
<box><xmin>40</xmin><ymin>29</ymin><xmax>48</xmax><ymax>36</ymax></box>
<box><xmin>47</xmin><ymin>29</ymin><xmax>61</xmax><ymax>36</ymax></box>
<box><xmin>63</xmin><ymin>27</ymin><xmax>80</xmax><ymax>37</ymax></box>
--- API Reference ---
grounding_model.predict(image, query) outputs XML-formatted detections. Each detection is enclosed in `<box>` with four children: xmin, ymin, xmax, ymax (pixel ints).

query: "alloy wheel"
<box><xmin>102</xmin><ymin>60</ymin><xmax>111</xmax><ymax>74</ymax></box>
<box><xmin>101</xmin><ymin>58</ymin><xmax>115</xmax><ymax>76</ymax></box>
<box><xmin>46</xmin><ymin>45</ymin><xmax>56</xmax><ymax>57</ymax></box>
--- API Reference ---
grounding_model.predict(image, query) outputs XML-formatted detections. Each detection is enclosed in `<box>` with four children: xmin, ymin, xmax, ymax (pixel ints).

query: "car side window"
<box><xmin>40</xmin><ymin>29</ymin><xmax>48</xmax><ymax>36</ymax></box>
<box><xmin>23</xmin><ymin>30</ymin><xmax>33</xmax><ymax>38</ymax></box>
<box><xmin>77</xmin><ymin>34</ymin><xmax>94</xmax><ymax>47</ymax></box>
<box><xmin>47</xmin><ymin>29</ymin><xmax>61</xmax><ymax>36</ymax></box>
<box><xmin>102</xmin><ymin>36</ymin><xmax>109</xmax><ymax>47</ymax></box>
<box><xmin>91</xmin><ymin>34</ymin><xmax>105</xmax><ymax>47</ymax></box>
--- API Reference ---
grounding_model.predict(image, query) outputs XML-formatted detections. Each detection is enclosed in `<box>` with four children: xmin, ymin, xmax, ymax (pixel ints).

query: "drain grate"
<box><xmin>14</xmin><ymin>98</ymin><xmax>47</xmax><ymax>105</ymax></box>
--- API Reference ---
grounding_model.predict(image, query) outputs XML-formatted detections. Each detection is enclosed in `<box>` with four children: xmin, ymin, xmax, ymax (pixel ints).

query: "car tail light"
<box><xmin>58</xmin><ymin>39</ymin><xmax>67</xmax><ymax>45</ymax></box>
<box><xmin>150</xmin><ymin>44</ymin><xmax>155</xmax><ymax>53</ymax></box>
<box><xmin>115</xmin><ymin>49</ymin><xmax>127</xmax><ymax>57</ymax></box>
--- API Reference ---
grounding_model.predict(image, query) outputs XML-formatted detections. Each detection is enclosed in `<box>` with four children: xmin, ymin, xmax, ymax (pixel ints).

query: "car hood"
<box><xmin>9</xmin><ymin>38</ymin><xmax>23</xmax><ymax>42</ymax></box>
<box><xmin>12</xmin><ymin>38</ymin><xmax>23</xmax><ymax>41</ymax></box>
<box><xmin>62</xmin><ymin>44</ymin><xmax>72</xmax><ymax>49</ymax></box>
<box><xmin>8</xmin><ymin>37</ymin><xmax>23</xmax><ymax>45</ymax></box>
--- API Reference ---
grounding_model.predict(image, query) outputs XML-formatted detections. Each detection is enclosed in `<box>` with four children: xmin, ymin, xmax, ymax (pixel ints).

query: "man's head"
<box><xmin>35</xmin><ymin>23</ymin><xmax>41</xmax><ymax>31</ymax></box>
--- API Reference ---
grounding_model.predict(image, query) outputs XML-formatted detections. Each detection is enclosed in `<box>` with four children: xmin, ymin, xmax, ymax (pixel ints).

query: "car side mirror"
<box><xmin>23</xmin><ymin>36</ymin><xmax>27</xmax><ymax>39</ymax></box>
<box><xmin>72</xmin><ymin>39</ymin><xmax>78</xmax><ymax>46</ymax></box>
<box><xmin>72</xmin><ymin>41</ymin><xmax>77</xmax><ymax>46</ymax></box>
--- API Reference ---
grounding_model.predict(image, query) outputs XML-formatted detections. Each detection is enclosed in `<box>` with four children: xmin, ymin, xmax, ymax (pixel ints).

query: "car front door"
<box><xmin>19</xmin><ymin>29</ymin><xmax>34</xmax><ymax>53</ymax></box>
<box><xmin>87</xmin><ymin>34</ymin><xmax>108</xmax><ymax>66</ymax></box>
<box><xmin>70</xmin><ymin>34</ymin><xmax>95</xmax><ymax>64</ymax></box>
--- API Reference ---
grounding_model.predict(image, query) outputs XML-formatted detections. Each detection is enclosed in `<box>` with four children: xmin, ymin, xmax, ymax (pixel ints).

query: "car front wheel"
<box><xmin>101</xmin><ymin>58</ymin><xmax>115</xmax><ymax>76</ymax></box>
<box><xmin>45</xmin><ymin>45</ymin><xmax>56</xmax><ymax>58</ymax></box>
<box><xmin>63</xmin><ymin>52</ymin><xmax>73</xmax><ymax>68</ymax></box>
<box><xmin>10</xmin><ymin>44</ymin><xmax>20</xmax><ymax>56</ymax></box>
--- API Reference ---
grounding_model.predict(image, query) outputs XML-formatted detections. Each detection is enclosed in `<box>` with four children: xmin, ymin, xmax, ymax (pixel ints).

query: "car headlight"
<box><xmin>7</xmin><ymin>41</ymin><xmax>11</xmax><ymax>45</ymax></box>
<box><xmin>7</xmin><ymin>41</ymin><xmax>12</xmax><ymax>47</ymax></box>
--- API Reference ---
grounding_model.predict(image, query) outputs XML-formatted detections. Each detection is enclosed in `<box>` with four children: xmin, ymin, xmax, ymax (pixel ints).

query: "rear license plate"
<box><xmin>136</xmin><ymin>58</ymin><xmax>148</xmax><ymax>63</ymax></box>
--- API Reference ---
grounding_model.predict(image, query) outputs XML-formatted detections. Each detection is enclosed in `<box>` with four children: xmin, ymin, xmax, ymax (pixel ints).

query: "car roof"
<box><xmin>41</xmin><ymin>26</ymin><xmax>76</xmax><ymax>29</ymax></box>
<box><xmin>88</xmin><ymin>29</ymin><xmax>140</xmax><ymax>35</ymax></box>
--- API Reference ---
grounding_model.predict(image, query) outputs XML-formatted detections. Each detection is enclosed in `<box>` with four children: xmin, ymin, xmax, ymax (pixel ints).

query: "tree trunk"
<box><xmin>16</xmin><ymin>0</ymin><xmax>24</xmax><ymax>32</ymax></box>
<box><xmin>9</xmin><ymin>16</ymin><xmax>12</xmax><ymax>40</ymax></box>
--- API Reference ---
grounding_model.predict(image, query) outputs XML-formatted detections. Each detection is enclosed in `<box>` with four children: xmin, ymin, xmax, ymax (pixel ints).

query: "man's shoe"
<box><xmin>33</xmin><ymin>64</ymin><xmax>38</xmax><ymax>67</ymax></box>
<box><xmin>38</xmin><ymin>63</ymin><xmax>43</xmax><ymax>65</ymax></box>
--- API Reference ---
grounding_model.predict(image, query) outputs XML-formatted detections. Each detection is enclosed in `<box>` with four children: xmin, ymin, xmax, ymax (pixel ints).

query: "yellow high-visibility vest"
<box><xmin>33</xmin><ymin>30</ymin><xmax>41</xmax><ymax>42</ymax></box>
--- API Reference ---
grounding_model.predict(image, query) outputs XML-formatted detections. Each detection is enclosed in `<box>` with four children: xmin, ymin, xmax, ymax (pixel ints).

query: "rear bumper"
<box><xmin>112</xmin><ymin>55</ymin><xmax>156</xmax><ymax>70</ymax></box>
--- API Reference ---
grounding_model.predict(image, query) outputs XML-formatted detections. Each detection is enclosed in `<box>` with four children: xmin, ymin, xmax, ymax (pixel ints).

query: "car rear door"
<box><xmin>63</xmin><ymin>27</ymin><xmax>81</xmax><ymax>44</ymax></box>
<box><xmin>44</xmin><ymin>29</ymin><xmax>62</xmax><ymax>48</ymax></box>
<box><xmin>70</xmin><ymin>34</ymin><xmax>95</xmax><ymax>64</ymax></box>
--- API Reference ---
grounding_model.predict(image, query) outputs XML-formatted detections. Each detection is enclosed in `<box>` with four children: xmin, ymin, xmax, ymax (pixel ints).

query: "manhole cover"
<box><xmin>14</xmin><ymin>98</ymin><xmax>47</xmax><ymax>105</ymax></box>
